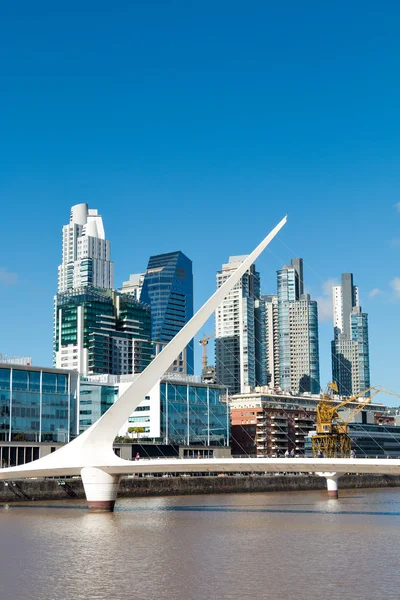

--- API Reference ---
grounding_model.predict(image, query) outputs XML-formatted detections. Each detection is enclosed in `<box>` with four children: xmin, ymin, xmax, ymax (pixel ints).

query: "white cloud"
<box><xmin>394</xmin><ymin>202</ymin><xmax>400</xmax><ymax>213</ymax></box>
<box><xmin>0</xmin><ymin>267</ymin><xmax>17</xmax><ymax>286</ymax></box>
<box><xmin>390</xmin><ymin>277</ymin><xmax>400</xmax><ymax>300</ymax></box>
<box><xmin>389</xmin><ymin>238</ymin><xmax>400</xmax><ymax>248</ymax></box>
<box><xmin>368</xmin><ymin>288</ymin><xmax>382</xmax><ymax>298</ymax></box>
<box><xmin>315</xmin><ymin>278</ymin><xmax>339</xmax><ymax>322</ymax></box>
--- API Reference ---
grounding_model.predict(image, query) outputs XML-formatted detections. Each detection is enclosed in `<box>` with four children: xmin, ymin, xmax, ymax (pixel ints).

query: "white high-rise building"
<box><xmin>333</xmin><ymin>282</ymin><xmax>359</xmax><ymax>336</ymax></box>
<box><xmin>215</xmin><ymin>256</ymin><xmax>261</xmax><ymax>395</ymax></box>
<box><xmin>57</xmin><ymin>203</ymin><xmax>114</xmax><ymax>293</ymax></box>
<box><xmin>120</xmin><ymin>273</ymin><xmax>145</xmax><ymax>300</ymax></box>
<box><xmin>277</xmin><ymin>259</ymin><xmax>320</xmax><ymax>395</ymax></box>
<box><xmin>264</xmin><ymin>294</ymin><xmax>280</xmax><ymax>388</ymax></box>
<box><xmin>331</xmin><ymin>273</ymin><xmax>369</xmax><ymax>397</ymax></box>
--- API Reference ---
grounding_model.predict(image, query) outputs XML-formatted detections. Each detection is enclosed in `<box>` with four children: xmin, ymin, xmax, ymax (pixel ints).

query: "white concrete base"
<box><xmin>317</xmin><ymin>471</ymin><xmax>339</xmax><ymax>499</ymax></box>
<box><xmin>81</xmin><ymin>467</ymin><xmax>121</xmax><ymax>512</ymax></box>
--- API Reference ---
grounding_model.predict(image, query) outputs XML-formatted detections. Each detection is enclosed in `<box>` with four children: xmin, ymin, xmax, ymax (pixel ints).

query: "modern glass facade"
<box><xmin>54</xmin><ymin>288</ymin><xmax>152</xmax><ymax>376</ymax></box>
<box><xmin>351</xmin><ymin>310</ymin><xmax>370</xmax><ymax>393</ymax></box>
<box><xmin>331</xmin><ymin>273</ymin><xmax>370</xmax><ymax>397</ymax></box>
<box><xmin>0</xmin><ymin>365</ymin><xmax>78</xmax><ymax>442</ymax></box>
<box><xmin>159</xmin><ymin>381</ymin><xmax>229</xmax><ymax>446</ymax></box>
<box><xmin>277</xmin><ymin>259</ymin><xmax>320</xmax><ymax>394</ymax></box>
<box><xmin>140</xmin><ymin>251</ymin><xmax>194</xmax><ymax>374</ymax></box>
<box><xmin>215</xmin><ymin>258</ymin><xmax>261</xmax><ymax>394</ymax></box>
<box><xmin>277</xmin><ymin>261</ymin><xmax>299</xmax><ymax>391</ymax></box>
<box><xmin>79</xmin><ymin>381</ymin><xmax>118</xmax><ymax>433</ymax></box>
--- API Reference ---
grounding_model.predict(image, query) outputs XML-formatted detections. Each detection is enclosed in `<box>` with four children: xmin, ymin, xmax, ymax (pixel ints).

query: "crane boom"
<box><xmin>313</xmin><ymin>385</ymin><xmax>400</xmax><ymax>458</ymax></box>
<box><xmin>199</xmin><ymin>333</ymin><xmax>215</xmax><ymax>368</ymax></box>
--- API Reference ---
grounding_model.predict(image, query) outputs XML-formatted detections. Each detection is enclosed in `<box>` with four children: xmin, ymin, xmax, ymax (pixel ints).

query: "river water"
<box><xmin>1</xmin><ymin>487</ymin><xmax>400</xmax><ymax>600</ymax></box>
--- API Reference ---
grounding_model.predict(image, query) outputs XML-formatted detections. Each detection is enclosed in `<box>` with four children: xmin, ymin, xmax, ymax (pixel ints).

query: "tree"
<box><xmin>127</xmin><ymin>427</ymin><xmax>145</xmax><ymax>437</ymax></box>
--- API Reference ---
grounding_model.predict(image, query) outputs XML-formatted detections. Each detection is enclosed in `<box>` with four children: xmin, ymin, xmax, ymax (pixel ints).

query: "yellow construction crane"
<box><xmin>312</xmin><ymin>384</ymin><xmax>400</xmax><ymax>458</ymax></box>
<box><xmin>199</xmin><ymin>333</ymin><xmax>215</xmax><ymax>368</ymax></box>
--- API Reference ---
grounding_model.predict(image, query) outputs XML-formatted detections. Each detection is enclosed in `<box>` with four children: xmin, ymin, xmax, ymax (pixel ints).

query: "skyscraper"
<box><xmin>58</xmin><ymin>203</ymin><xmax>113</xmax><ymax>293</ymax></box>
<box><xmin>277</xmin><ymin>258</ymin><xmax>320</xmax><ymax>394</ymax></box>
<box><xmin>215</xmin><ymin>256</ymin><xmax>262</xmax><ymax>394</ymax></box>
<box><xmin>331</xmin><ymin>273</ymin><xmax>370</xmax><ymax>396</ymax></box>
<box><xmin>54</xmin><ymin>204</ymin><xmax>150</xmax><ymax>377</ymax></box>
<box><xmin>54</xmin><ymin>289</ymin><xmax>152</xmax><ymax>376</ymax></box>
<box><xmin>140</xmin><ymin>251</ymin><xmax>194</xmax><ymax>374</ymax></box>
<box><xmin>263</xmin><ymin>294</ymin><xmax>280</xmax><ymax>388</ymax></box>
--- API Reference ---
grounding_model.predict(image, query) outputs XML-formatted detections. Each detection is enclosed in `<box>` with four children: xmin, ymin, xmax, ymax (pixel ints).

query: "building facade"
<box><xmin>263</xmin><ymin>294</ymin><xmax>280</xmax><ymax>388</ymax></box>
<box><xmin>120</xmin><ymin>273</ymin><xmax>145</xmax><ymax>300</ymax></box>
<box><xmin>277</xmin><ymin>259</ymin><xmax>320</xmax><ymax>394</ymax></box>
<box><xmin>80</xmin><ymin>373</ymin><xmax>229</xmax><ymax>447</ymax></box>
<box><xmin>215</xmin><ymin>256</ymin><xmax>263</xmax><ymax>395</ymax></box>
<box><xmin>229</xmin><ymin>389</ymin><xmax>385</xmax><ymax>457</ymax></box>
<box><xmin>57</xmin><ymin>203</ymin><xmax>114</xmax><ymax>293</ymax></box>
<box><xmin>54</xmin><ymin>289</ymin><xmax>152</xmax><ymax>376</ymax></box>
<box><xmin>79</xmin><ymin>379</ymin><xmax>118</xmax><ymax>434</ymax></box>
<box><xmin>0</xmin><ymin>364</ymin><xmax>78</xmax><ymax>443</ymax></box>
<box><xmin>331</xmin><ymin>273</ymin><xmax>370</xmax><ymax>396</ymax></box>
<box><xmin>140</xmin><ymin>251</ymin><xmax>194</xmax><ymax>374</ymax></box>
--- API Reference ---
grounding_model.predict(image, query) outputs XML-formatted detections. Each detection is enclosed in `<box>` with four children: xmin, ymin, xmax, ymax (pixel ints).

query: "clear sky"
<box><xmin>1</xmin><ymin>1</ymin><xmax>400</xmax><ymax>402</ymax></box>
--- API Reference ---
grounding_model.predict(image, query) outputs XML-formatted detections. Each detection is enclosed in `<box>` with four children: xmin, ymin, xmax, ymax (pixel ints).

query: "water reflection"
<box><xmin>1</xmin><ymin>489</ymin><xmax>400</xmax><ymax>600</ymax></box>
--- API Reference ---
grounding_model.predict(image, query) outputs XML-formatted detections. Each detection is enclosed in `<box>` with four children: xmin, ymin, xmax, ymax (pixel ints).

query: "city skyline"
<box><xmin>2</xmin><ymin>3</ymin><xmax>400</xmax><ymax>399</ymax></box>
<box><xmin>0</xmin><ymin>199</ymin><xmax>396</xmax><ymax>398</ymax></box>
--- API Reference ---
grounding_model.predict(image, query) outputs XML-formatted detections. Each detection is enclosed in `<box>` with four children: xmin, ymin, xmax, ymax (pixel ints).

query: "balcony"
<box><xmin>270</xmin><ymin>415</ymin><xmax>287</xmax><ymax>421</ymax></box>
<box><xmin>270</xmin><ymin>427</ymin><xmax>288</xmax><ymax>434</ymax></box>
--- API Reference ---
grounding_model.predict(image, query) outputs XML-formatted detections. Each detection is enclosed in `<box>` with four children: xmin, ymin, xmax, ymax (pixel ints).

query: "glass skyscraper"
<box><xmin>331</xmin><ymin>273</ymin><xmax>370</xmax><ymax>396</ymax></box>
<box><xmin>215</xmin><ymin>256</ymin><xmax>263</xmax><ymax>394</ymax></box>
<box><xmin>140</xmin><ymin>251</ymin><xmax>194</xmax><ymax>374</ymax></box>
<box><xmin>277</xmin><ymin>258</ymin><xmax>320</xmax><ymax>394</ymax></box>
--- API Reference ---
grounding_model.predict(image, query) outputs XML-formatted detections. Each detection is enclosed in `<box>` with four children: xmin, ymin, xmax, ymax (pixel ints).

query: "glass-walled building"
<box><xmin>82</xmin><ymin>373</ymin><xmax>229</xmax><ymax>446</ymax></box>
<box><xmin>159</xmin><ymin>378</ymin><xmax>229</xmax><ymax>446</ymax></box>
<box><xmin>54</xmin><ymin>288</ymin><xmax>152</xmax><ymax>377</ymax></box>
<box><xmin>79</xmin><ymin>380</ymin><xmax>118</xmax><ymax>433</ymax></box>
<box><xmin>0</xmin><ymin>364</ymin><xmax>78</xmax><ymax>442</ymax></box>
<box><xmin>277</xmin><ymin>258</ymin><xmax>320</xmax><ymax>394</ymax></box>
<box><xmin>140</xmin><ymin>251</ymin><xmax>194</xmax><ymax>375</ymax></box>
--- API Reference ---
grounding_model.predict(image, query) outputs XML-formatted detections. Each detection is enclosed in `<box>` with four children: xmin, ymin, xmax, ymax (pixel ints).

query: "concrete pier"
<box><xmin>81</xmin><ymin>467</ymin><xmax>121</xmax><ymax>512</ymax></box>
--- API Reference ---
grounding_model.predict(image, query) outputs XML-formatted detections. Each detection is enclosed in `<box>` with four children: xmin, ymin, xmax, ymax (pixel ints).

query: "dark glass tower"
<box><xmin>140</xmin><ymin>251</ymin><xmax>194</xmax><ymax>374</ymax></box>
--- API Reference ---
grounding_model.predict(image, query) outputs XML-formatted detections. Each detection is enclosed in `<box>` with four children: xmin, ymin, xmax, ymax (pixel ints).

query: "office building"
<box><xmin>331</xmin><ymin>273</ymin><xmax>370</xmax><ymax>396</ymax></box>
<box><xmin>255</xmin><ymin>295</ymin><xmax>279</xmax><ymax>388</ymax></box>
<box><xmin>215</xmin><ymin>256</ymin><xmax>263</xmax><ymax>395</ymax></box>
<box><xmin>140</xmin><ymin>251</ymin><xmax>194</xmax><ymax>374</ymax></box>
<box><xmin>57</xmin><ymin>203</ymin><xmax>114</xmax><ymax>293</ymax></box>
<box><xmin>277</xmin><ymin>259</ymin><xmax>320</xmax><ymax>394</ymax></box>
<box><xmin>54</xmin><ymin>289</ymin><xmax>152</xmax><ymax>376</ymax></box>
<box><xmin>79</xmin><ymin>379</ymin><xmax>118</xmax><ymax>434</ymax></box>
<box><xmin>81</xmin><ymin>373</ymin><xmax>229</xmax><ymax>446</ymax></box>
<box><xmin>0</xmin><ymin>363</ymin><xmax>78</xmax><ymax>443</ymax></box>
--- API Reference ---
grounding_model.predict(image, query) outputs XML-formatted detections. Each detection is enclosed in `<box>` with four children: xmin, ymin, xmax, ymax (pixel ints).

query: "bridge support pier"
<box><xmin>81</xmin><ymin>467</ymin><xmax>121</xmax><ymax>512</ymax></box>
<box><xmin>317</xmin><ymin>472</ymin><xmax>339</xmax><ymax>499</ymax></box>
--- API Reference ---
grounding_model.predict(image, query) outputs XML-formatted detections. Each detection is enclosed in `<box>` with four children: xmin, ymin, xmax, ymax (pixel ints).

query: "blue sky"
<box><xmin>1</xmin><ymin>1</ymin><xmax>400</xmax><ymax>402</ymax></box>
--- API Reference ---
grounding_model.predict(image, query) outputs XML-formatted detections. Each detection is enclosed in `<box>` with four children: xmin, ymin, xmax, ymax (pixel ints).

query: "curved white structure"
<box><xmin>0</xmin><ymin>216</ymin><xmax>290</xmax><ymax>510</ymax></box>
